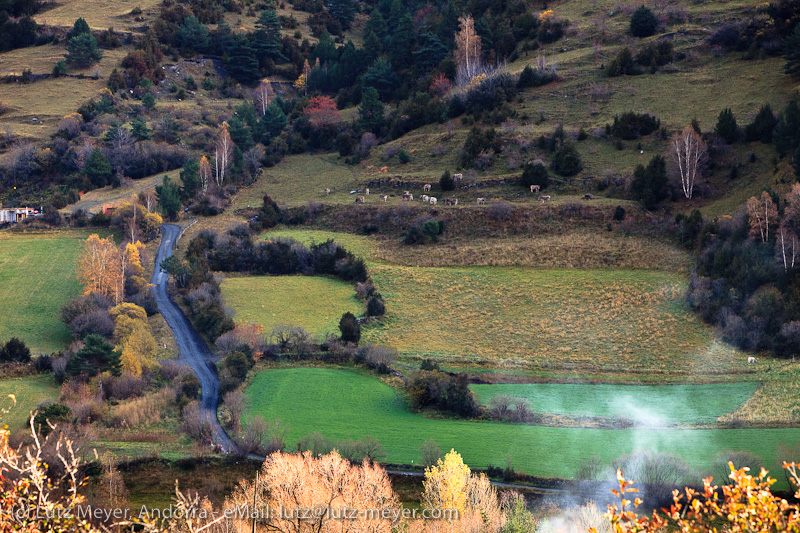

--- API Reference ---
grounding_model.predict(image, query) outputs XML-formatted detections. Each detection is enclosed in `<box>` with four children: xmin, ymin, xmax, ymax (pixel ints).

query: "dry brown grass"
<box><xmin>109</xmin><ymin>387</ymin><xmax>175</xmax><ymax>428</ymax></box>
<box><xmin>60</xmin><ymin>169</ymin><xmax>181</xmax><ymax>214</ymax></box>
<box><xmin>34</xmin><ymin>0</ymin><xmax>162</xmax><ymax>31</ymax></box>
<box><xmin>720</xmin><ymin>365</ymin><xmax>800</xmax><ymax>424</ymax></box>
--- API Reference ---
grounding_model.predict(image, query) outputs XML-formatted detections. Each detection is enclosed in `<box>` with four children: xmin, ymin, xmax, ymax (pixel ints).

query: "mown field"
<box><xmin>0</xmin><ymin>230</ymin><xmax>99</xmax><ymax>353</ymax></box>
<box><xmin>221</xmin><ymin>276</ymin><xmax>361</xmax><ymax>338</ymax></box>
<box><xmin>244</xmin><ymin>368</ymin><xmax>800</xmax><ymax>488</ymax></box>
<box><xmin>471</xmin><ymin>382</ymin><xmax>759</xmax><ymax>425</ymax></box>
<box><xmin>0</xmin><ymin>375</ymin><xmax>58</xmax><ymax>430</ymax></box>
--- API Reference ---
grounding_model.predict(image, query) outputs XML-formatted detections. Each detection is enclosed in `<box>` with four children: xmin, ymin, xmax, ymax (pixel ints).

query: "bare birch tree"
<box><xmin>455</xmin><ymin>15</ymin><xmax>483</xmax><ymax>85</ymax></box>
<box><xmin>671</xmin><ymin>125</ymin><xmax>707</xmax><ymax>199</ymax></box>
<box><xmin>214</xmin><ymin>122</ymin><xmax>233</xmax><ymax>188</ymax></box>
<box><xmin>747</xmin><ymin>191</ymin><xmax>778</xmax><ymax>243</ymax></box>
<box><xmin>254</xmin><ymin>78</ymin><xmax>274</xmax><ymax>116</ymax></box>
<box><xmin>198</xmin><ymin>155</ymin><xmax>212</xmax><ymax>194</ymax></box>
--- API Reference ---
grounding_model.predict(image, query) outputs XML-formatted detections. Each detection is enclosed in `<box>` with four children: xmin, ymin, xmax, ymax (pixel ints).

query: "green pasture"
<box><xmin>0</xmin><ymin>375</ymin><xmax>59</xmax><ymax>430</ymax></box>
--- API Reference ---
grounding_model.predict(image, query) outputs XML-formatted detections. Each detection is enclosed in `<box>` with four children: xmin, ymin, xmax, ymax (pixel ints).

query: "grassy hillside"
<box><xmin>244</xmin><ymin>367</ymin><xmax>800</xmax><ymax>487</ymax></box>
<box><xmin>221</xmin><ymin>275</ymin><xmax>361</xmax><ymax>338</ymax></box>
<box><xmin>471</xmin><ymin>382</ymin><xmax>759</xmax><ymax>425</ymax></box>
<box><xmin>0</xmin><ymin>375</ymin><xmax>58</xmax><ymax>430</ymax></box>
<box><xmin>0</xmin><ymin>230</ymin><xmax>103</xmax><ymax>353</ymax></box>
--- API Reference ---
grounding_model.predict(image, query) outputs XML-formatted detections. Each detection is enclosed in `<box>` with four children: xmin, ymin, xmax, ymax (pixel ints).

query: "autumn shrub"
<box><xmin>108</xmin><ymin>372</ymin><xmax>148</xmax><ymax>399</ymax></box>
<box><xmin>110</xmin><ymin>387</ymin><xmax>174</xmax><ymax>428</ymax></box>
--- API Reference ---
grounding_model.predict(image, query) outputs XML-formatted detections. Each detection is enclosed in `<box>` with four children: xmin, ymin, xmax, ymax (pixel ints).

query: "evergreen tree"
<box><xmin>180</xmin><ymin>158</ymin><xmax>201</xmax><ymax>200</ymax></box>
<box><xmin>314</xmin><ymin>31</ymin><xmax>338</xmax><ymax>64</ymax></box>
<box><xmin>254</xmin><ymin>9</ymin><xmax>286</xmax><ymax>64</ymax></box>
<box><xmin>66</xmin><ymin>17</ymin><xmax>91</xmax><ymax>40</ymax></box>
<box><xmin>357</xmin><ymin>86</ymin><xmax>385</xmax><ymax>133</ymax></box>
<box><xmin>715</xmin><ymin>108</ymin><xmax>738</xmax><ymax>144</ymax></box>
<box><xmin>520</xmin><ymin>161</ymin><xmax>550</xmax><ymax>189</ymax></box>
<box><xmin>130</xmin><ymin>115</ymin><xmax>150</xmax><ymax>140</ymax></box>
<box><xmin>631</xmin><ymin>155</ymin><xmax>668</xmax><ymax>209</ymax></box>
<box><xmin>227</xmin><ymin>116</ymin><xmax>254</xmax><ymax>151</ymax></box>
<box><xmin>783</xmin><ymin>23</ymin><xmax>800</xmax><ymax>78</ymax></box>
<box><xmin>156</xmin><ymin>175</ymin><xmax>181</xmax><ymax>220</ymax></box>
<box><xmin>328</xmin><ymin>0</ymin><xmax>357</xmax><ymax>29</ymax></box>
<box><xmin>65</xmin><ymin>32</ymin><xmax>102</xmax><ymax>67</ymax></box>
<box><xmin>551</xmin><ymin>143</ymin><xmax>583</xmax><ymax>176</ymax></box>
<box><xmin>362</xmin><ymin>30</ymin><xmax>383</xmax><ymax>63</ymax></box>
<box><xmin>414</xmin><ymin>33</ymin><xmax>449</xmax><ymax>74</ymax></box>
<box><xmin>176</xmin><ymin>16</ymin><xmax>210</xmax><ymax>53</ymax></box>
<box><xmin>744</xmin><ymin>104</ymin><xmax>778</xmax><ymax>144</ymax></box>
<box><xmin>0</xmin><ymin>337</ymin><xmax>30</xmax><ymax>363</ymax></box>
<box><xmin>261</xmin><ymin>100</ymin><xmax>287</xmax><ymax>140</ymax></box>
<box><xmin>339</xmin><ymin>312</ymin><xmax>361</xmax><ymax>344</ymax></box>
<box><xmin>364</xmin><ymin>9</ymin><xmax>389</xmax><ymax>49</ymax></box>
<box><xmin>361</xmin><ymin>57</ymin><xmax>399</xmax><ymax>100</ymax></box>
<box><xmin>142</xmin><ymin>92</ymin><xmax>156</xmax><ymax>110</ymax></box>
<box><xmin>774</xmin><ymin>101</ymin><xmax>800</xmax><ymax>156</ymax></box>
<box><xmin>226</xmin><ymin>37</ymin><xmax>260</xmax><ymax>84</ymax></box>
<box><xmin>84</xmin><ymin>148</ymin><xmax>112</xmax><ymax>187</ymax></box>
<box><xmin>630</xmin><ymin>5</ymin><xmax>658</xmax><ymax>37</ymax></box>
<box><xmin>67</xmin><ymin>334</ymin><xmax>121</xmax><ymax>377</ymax></box>
<box><xmin>389</xmin><ymin>12</ymin><xmax>415</xmax><ymax>69</ymax></box>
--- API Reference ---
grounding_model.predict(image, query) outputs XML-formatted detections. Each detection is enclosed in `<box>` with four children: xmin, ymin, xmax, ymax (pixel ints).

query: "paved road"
<box><xmin>152</xmin><ymin>224</ymin><xmax>238</xmax><ymax>453</ymax></box>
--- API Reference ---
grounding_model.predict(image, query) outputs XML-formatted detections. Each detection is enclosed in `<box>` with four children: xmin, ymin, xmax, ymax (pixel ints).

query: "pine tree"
<box><xmin>180</xmin><ymin>158</ymin><xmax>201</xmax><ymax>200</ymax></box>
<box><xmin>361</xmin><ymin>58</ymin><xmax>399</xmax><ymax>100</ymax></box>
<box><xmin>631</xmin><ymin>155</ymin><xmax>668</xmax><ymax>209</ymax></box>
<box><xmin>784</xmin><ymin>23</ymin><xmax>800</xmax><ymax>78</ymax></box>
<box><xmin>774</xmin><ymin>101</ymin><xmax>800</xmax><ymax>156</ymax></box>
<box><xmin>176</xmin><ymin>16</ymin><xmax>210</xmax><ymax>53</ymax></box>
<box><xmin>261</xmin><ymin>100</ymin><xmax>287</xmax><ymax>139</ymax></box>
<box><xmin>630</xmin><ymin>5</ymin><xmax>658</xmax><ymax>37</ymax></box>
<box><xmin>65</xmin><ymin>32</ymin><xmax>103</xmax><ymax>67</ymax></box>
<box><xmin>156</xmin><ymin>175</ymin><xmax>181</xmax><ymax>220</ymax></box>
<box><xmin>66</xmin><ymin>17</ymin><xmax>91</xmax><ymax>40</ymax></box>
<box><xmin>84</xmin><ymin>148</ymin><xmax>112</xmax><ymax>187</ymax></box>
<box><xmin>254</xmin><ymin>9</ymin><xmax>286</xmax><ymax>64</ymax></box>
<box><xmin>67</xmin><ymin>334</ymin><xmax>122</xmax><ymax>377</ymax></box>
<box><xmin>389</xmin><ymin>12</ymin><xmax>415</xmax><ymax>69</ymax></box>
<box><xmin>357</xmin><ymin>86</ymin><xmax>385</xmax><ymax>133</ymax></box>
<box><xmin>328</xmin><ymin>0</ymin><xmax>357</xmax><ymax>29</ymax></box>
<box><xmin>226</xmin><ymin>37</ymin><xmax>260</xmax><ymax>84</ymax></box>
<box><xmin>414</xmin><ymin>33</ymin><xmax>448</xmax><ymax>73</ymax></box>
<box><xmin>130</xmin><ymin>115</ymin><xmax>150</xmax><ymax>141</ymax></box>
<box><xmin>715</xmin><ymin>108</ymin><xmax>738</xmax><ymax>144</ymax></box>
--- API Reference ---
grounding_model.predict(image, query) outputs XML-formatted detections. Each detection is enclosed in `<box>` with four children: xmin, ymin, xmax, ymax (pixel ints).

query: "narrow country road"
<box><xmin>152</xmin><ymin>224</ymin><xmax>238</xmax><ymax>453</ymax></box>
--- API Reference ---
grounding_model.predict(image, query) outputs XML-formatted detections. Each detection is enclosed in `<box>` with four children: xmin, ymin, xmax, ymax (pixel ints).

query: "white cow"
<box><xmin>380</xmin><ymin>194</ymin><xmax>388</xmax><ymax>202</ymax></box>
<box><xmin>538</xmin><ymin>195</ymin><xmax>551</xmax><ymax>203</ymax></box>
<box><xmin>429</xmin><ymin>197</ymin><xmax>437</xmax><ymax>205</ymax></box>
<box><xmin>423</xmin><ymin>184</ymin><xmax>432</xmax><ymax>192</ymax></box>
<box><xmin>421</xmin><ymin>195</ymin><xmax>429</xmax><ymax>202</ymax></box>
<box><xmin>476</xmin><ymin>197</ymin><xmax>486</xmax><ymax>204</ymax></box>
<box><xmin>748</xmin><ymin>356</ymin><xmax>756</xmax><ymax>364</ymax></box>
<box><xmin>530</xmin><ymin>185</ymin><xmax>540</xmax><ymax>193</ymax></box>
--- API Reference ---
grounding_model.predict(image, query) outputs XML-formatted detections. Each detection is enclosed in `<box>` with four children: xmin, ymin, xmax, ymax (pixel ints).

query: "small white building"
<box><xmin>0</xmin><ymin>207</ymin><xmax>36</xmax><ymax>223</ymax></box>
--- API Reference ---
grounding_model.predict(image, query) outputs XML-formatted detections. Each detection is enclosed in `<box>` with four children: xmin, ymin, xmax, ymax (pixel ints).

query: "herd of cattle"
<box><xmin>324</xmin><ymin>174</ymin><xmax>599</xmax><ymax>205</ymax></box>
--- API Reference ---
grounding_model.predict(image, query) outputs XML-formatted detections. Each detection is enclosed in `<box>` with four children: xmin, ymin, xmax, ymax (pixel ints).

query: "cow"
<box><xmin>748</xmin><ymin>356</ymin><xmax>757</xmax><ymax>364</ymax></box>
<box><xmin>476</xmin><ymin>197</ymin><xmax>486</xmax><ymax>204</ymax></box>
<box><xmin>380</xmin><ymin>194</ymin><xmax>388</xmax><ymax>202</ymax></box>
<box><xmin>423</xmin><ymin>183</ymin><xmax>432</xmax><ymax>192</ymax></box>
<box><xmin>538</xmin><ymin>195</ymin><xmax>551</xmax><ymax>203</ymax></box>
<box><xmin>324</xmin><ymin>188</ymin><xmax>331</xmax><ymax>195</ymax></box>
<box><xmin>355</xmin><ymin>196</ymin><xmax>365</xmax><ymax>204</ymax></box>
<box><xmin>365</xmin><ymin>188</ymin><xmax>370</xmax><ymax>195</ymax></box>
<box><xmin>429</xmin><ymin>197</ymin><xmax>438</xmax><ymax>205</ymax></box>
<box><xmin>421</xmin><ymin>195</ymin><xmax>429</xmax><ymax>202</ymax></box>
<box><xmin>530</xmin><ymin>185</ymin><xmax>540</xmax><ymax>194</ymax></box>
<box><xmin>452</xmin><ymin>173</ymin><xmax>463</xmax><ymax>182</ymax></box>
<box><xmin>445</xmin><ymin>198</ymin><xmax>458</xmax><ymax>205</ymax></box>
<box><xmin>402</xmin><ymin>192</ymin><xmax>413</xmax><ymax>201</ymax></box>
<box><xmin>582</xmin><ymin>194</ymin><xmax>595</xmax><ymax>200</ymax></box>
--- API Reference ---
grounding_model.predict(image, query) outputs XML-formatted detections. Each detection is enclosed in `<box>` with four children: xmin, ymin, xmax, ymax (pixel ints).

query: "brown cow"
<box><xmin>355</xmin><ymin>196</ymin><xmax>365</xmax><ymax>204</ymax></box>
<box><xmin>380</xmin><ymin>194</ymin><xmax>388</xmax><ymax>202</ymax></box>
<box><xmin>423</xmin><ymin>184</ymin><xmax>432</xmax><ymax>192</ymax></box>
<box><xmin>538</xmin><ymin>195</ymin><xmax>551</xmax><ymax>203</ymax></box>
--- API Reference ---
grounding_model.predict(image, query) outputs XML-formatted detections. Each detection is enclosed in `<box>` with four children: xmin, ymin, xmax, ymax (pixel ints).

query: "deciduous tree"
<box><xmin>304</xmin><ymin>95</ymin><xmax>342</xmax><ymax>129</ymax></box>
<box><xmin>454</xmin><ymin>14</ymin><xmax>483</xmax><ymax>85</ymax></box>
<box><xmin>78</xmin><ymin>234</ymin><xmax>123</xmax><ymax>304</ymax></box>
<box><xmin>253</xmin><ymin>78</ymin><xmax>274</xmax><ymax>116</ymax></box>
<box><xmin>747</xmin><ymin>191</ymin><xmax>778</xmax><ymax>243</ymax></box>
<box><xmin>671</xmin><ymin>125</ymin><xmax>707</xmax><ymax>199</ymax></box>
<box><xmin>214</xmin><ymin>122</ymin><xmax>233</xmax><ymax>187</ymax></box>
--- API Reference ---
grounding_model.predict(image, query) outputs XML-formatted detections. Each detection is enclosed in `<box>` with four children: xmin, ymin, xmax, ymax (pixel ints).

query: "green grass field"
<box><xmin>0</xmin><ymin>231</ymin><xmax>101</xmax><ymax>353</ymax></box>
<box><xmin>471</xmin><ymin>382</ymin><xmax>759</xmax><ymax>425</ymax></box>
<box><xmin>244</xmin><ymin>368</ymin><xmax>800</xmax><ymax>487</ymax></box>
<box><xmin>221</xmin><ymin>276</ymin><xmax>361</xmax><ymax>338</ymax></box>
<box><xmin>0</xmin><ymin>375</ymin><xmax>59</xmax><ymax>429</ymax></box>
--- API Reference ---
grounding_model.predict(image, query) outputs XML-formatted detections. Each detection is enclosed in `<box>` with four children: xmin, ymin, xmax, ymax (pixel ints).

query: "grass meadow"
<box><xmin>0</xmin><ymin>375</ymin><xmax>58</xmax><ymax>429</ymax></box>
<box><xmin>61</xmin><ymin>169</ymin><xmax>182</xmax><ymax>215</ymax></box>
<box><xmin>244</xmin><ymin>368</ymin><xmax>800</xmax><ymax>488</ymax></box>
<box><xmin>34</xmin><ymin>0</ymin><xmax>162</xmax><ymax>30</ymax></box>
<box><xmin>471</xmin><ymin>382</ymin><xmax>759</xmax><ymax>425</ymax></box>
<box><xmin>221</xmin><ymin>276</ymin><xmax>361</xmax><ymax>338</ymax></box>
<box><xmin>0</xmin><ymin>230</ymin><xmax>101</xmax><ymax>353</ymax></box>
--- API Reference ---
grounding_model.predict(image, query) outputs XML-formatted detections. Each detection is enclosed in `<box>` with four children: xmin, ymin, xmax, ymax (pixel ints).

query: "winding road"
<box><xmin>152</xmin><ymin>224</ymin><xmax>238</xmax><ymax>453</ymax></box>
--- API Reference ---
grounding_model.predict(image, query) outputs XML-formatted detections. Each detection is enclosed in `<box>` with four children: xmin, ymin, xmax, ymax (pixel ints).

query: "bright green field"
<box><xmin>244</xmin><ymin>368</ymin><xmax>800</xmax><ymax>486</ymax></box>
<box><xmin>471</xmin><ymin>382</ymin><xmax>759</xmax><ymax>425</ymax></box>
<box><xmin>0</xmin><ymin>375</ymin><xmax>59</xmax><ymax>430</ymax></box>
<box><xmin>221</xmin><ymin>276</ymin><xmax>361</xmax><ymax>338</ymax></box>
<box><xmin>0</xmin><ymin>231</ymin><xmax>99</xmax><ymax>353</ymax></box>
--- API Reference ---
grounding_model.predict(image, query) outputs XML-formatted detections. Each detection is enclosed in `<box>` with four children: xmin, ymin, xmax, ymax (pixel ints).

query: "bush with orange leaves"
<box><xmin>596</xmin><ymin>462</ymin><xmax>800</xmax><ymax>532</ymax></box>
<box><xmin>223</xmin><ymin>450</ymin><xmax>398</xmax><ymax>533</ymax></box>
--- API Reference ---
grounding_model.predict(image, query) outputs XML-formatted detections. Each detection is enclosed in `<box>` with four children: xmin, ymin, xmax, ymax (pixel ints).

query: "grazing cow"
<box><xmin>380</xmin><ymin>194</ymin><xmax>388</xmax><ymax>202</ymax></box>
<box><xmin>429</xmin><ymin>197</ymin><xmax>438</xmax><ymax>205</ymax></box>
<box><xmin>355</xmin><ymin>196</ymin><xmax>365</xmax><ymax>204</ymax></box>
<box><xmin>476</xmin><ymin>197</ymin><xmax>486</xmax><ymax>204</ymax></box>
<box><xmin>582</xmin><ymin>194</ymin><xmax>594</xmax><ymax>200</ymax></box>
<box><xmin>324</xmin><ymin>188</ymin><xmax>331</xmax><ymax>195</ymax></box>
<box><xmin>365</xmin><ymin>188</ymin><xmax>370</xmax><ymax>195</ymax></box>
<box><xmin>538</xmin><ymin>195</ymin><xmax>551</xmax><ymax>203</ymax></box>
<box><xmin>452</xmin><ymin>173</ymin><xmax>463</xmax><ymax>182</ymax></box>
<box><xmin>423</xmin><ymin>183</ymin><xmax>432</xmax><ymax>192</ymax></box>
<box><xmin>530</xmin><ymin>185</ymin><xmax>540</xmax><ymax>193</ymax></box>
<box><xmin>402</xmin><ymin>192</ymin><xmax>413</xmax><ymax>201</ymax></box>
<box><xmin>748</xmin><ymin>356</ymin><xmax>757</xmax><ymax>364</ymax></box>
<box><xmin>421</xmin><ymin>195</ymin><xmax>429</xmax><ymax>202</ymax></box>
<box><xmin>445</xmin><ymin>198</ymin><xmax>458</xmax><ymax>205</ymax></box>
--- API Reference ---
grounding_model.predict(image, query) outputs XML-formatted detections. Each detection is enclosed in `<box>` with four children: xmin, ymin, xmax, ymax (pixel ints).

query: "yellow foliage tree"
<box><xmin>77</xmin><ymin>234</ymin><xmax>123</xmax><ymax>304</ymax></box>
<box><xmin>110</xmin><ymin>302</ymin><xmax>147</xmax><ymax>323</ymax></box>
<box><xmin>123</xmin><ymin>242</ymin><xmax>148</xmax><ymax>293</ymax></box>
<box><xmin>120</xmin><ymin>321</ymin><xmax>158</xmax><ymax>376</ymax></box>
<box><xmin>421</xmin><ymin>449</ymin><xmax>503</xmax><ymax>532</ymax></box>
